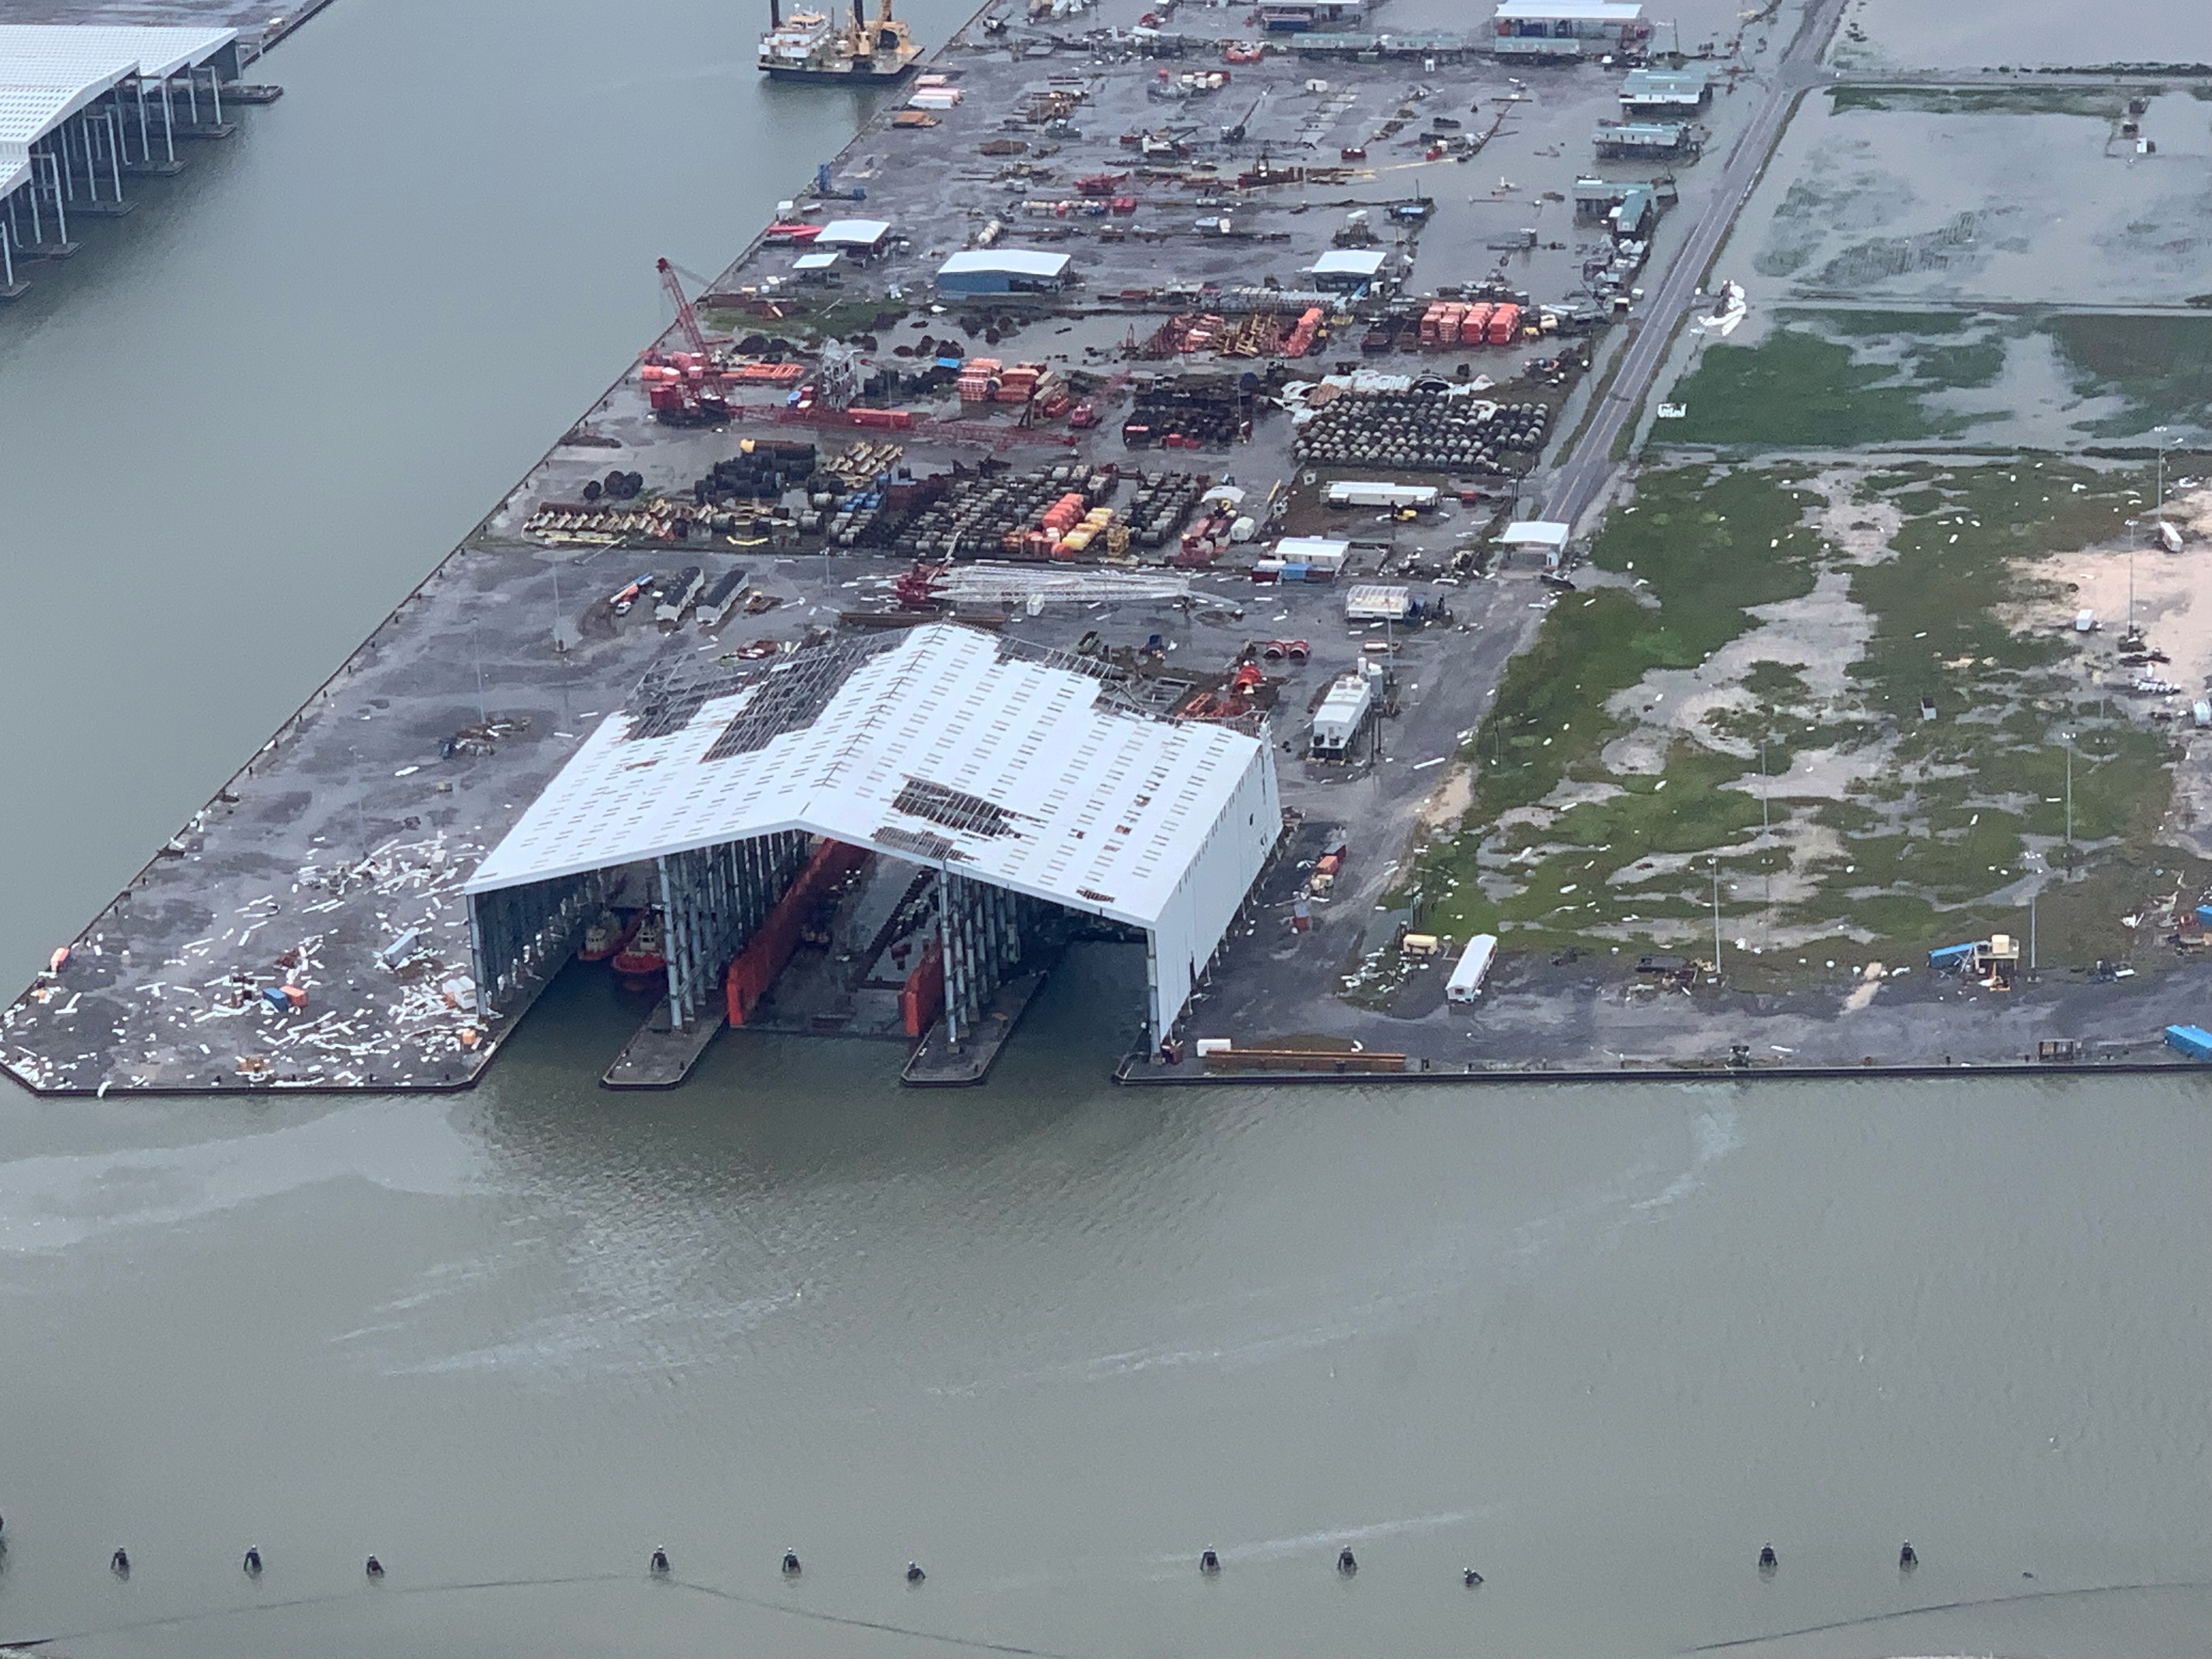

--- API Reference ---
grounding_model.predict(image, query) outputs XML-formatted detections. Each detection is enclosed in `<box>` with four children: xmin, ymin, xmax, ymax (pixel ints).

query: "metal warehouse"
<box><xmin>934</xmin><ymin>248</ymin><xmax>1071</xmax><ymax>296</ymax></box>
<box><xmin>1618</xmin><ymin>67</ymin><xmax>1709</xmax><ymax>113</ymax></box>
<box><xmin>1490</xmin><ymin>0</ymin><xmax>1649</xmax><ymax>56</ymax></box>
<box><xmin>463</xmin><ymin>623</ymin><xmax>1282</xmax><ymax>1066</ymax></box>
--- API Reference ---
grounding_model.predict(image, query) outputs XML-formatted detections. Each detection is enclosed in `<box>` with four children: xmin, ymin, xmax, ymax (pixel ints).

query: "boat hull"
<box><xmin>760</xmin><ymin>61</ymin><xmax>918</xmax><ymax>81</ymax></box>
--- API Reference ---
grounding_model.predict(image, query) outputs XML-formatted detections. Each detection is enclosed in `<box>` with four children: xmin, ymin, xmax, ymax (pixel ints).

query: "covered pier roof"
<box><xmin>467</xmin><ymin>623</ymin><xmax>1273</xmax><ymax>938</ymax></box>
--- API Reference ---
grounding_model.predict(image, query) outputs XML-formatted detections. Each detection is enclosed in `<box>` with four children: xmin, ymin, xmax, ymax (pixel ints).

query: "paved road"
<box><xmin>1541</xmin><ymin>0</ymin><xmax>1853</xmax><ymax>531</ymax></box>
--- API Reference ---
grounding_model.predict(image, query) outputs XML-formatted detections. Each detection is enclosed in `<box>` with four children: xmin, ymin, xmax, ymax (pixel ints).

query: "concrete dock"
<box><xmin>9</xmin><ymin>0</ymin><xmax>2211</xmax><ymax>1097</ymax></box>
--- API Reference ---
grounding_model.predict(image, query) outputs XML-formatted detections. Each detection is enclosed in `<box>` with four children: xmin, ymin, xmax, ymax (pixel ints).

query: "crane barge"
<box><xmin>758</xmin><ymin>0</ymin><xmax>922</xmax><ymax>82</ymax></box>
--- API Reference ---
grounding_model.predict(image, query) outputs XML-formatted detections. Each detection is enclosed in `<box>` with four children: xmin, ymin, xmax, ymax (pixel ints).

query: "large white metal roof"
<box><xmin>467</xmin><ymin>623</ymin><xmax>1271</xmax><ymax>936</ymax></box>
<box><xmin>0</xmin><ymin>26</ymin><xmax>237</xmax><ymax>163</ymax></box>
<box><xmin>937</xmin><ymin>249</ymin><xmax>1070</xmax><ymax>279</ymax></box>
<box><xmin>0</xmin><ymin>25</ymin><xmax>238</xmax><ymax>83</ymax></box>
<box><xmin>815</xmin><ymin>217</ymin><xmax>890</xmax><ymax>246</ymax></box>
<box><xmin>0</xmin><ymin>76</ymin><xmax>134</xmax><ymax>149</ymax></box>
<box><xmin>1493</xmin><ymin>0</ymin><xmax>1642</xmax><ymax>17</ymax></box>
<box><xmin>1309</xmin><ymin>247</ymin><xmax>1387</xmax><ymax>277</ymax></box>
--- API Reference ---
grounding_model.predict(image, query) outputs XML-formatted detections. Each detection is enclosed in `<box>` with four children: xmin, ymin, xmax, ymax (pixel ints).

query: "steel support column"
<box><xmin>134</xmin><ymin>78</ymin><xmax>150</xmax><ymax>161</ymax></box>
<box><xmin>160</xmin><ymin>80</ymin><xmax>176</xmax><ymax>162</ymax></box>
<box><xmin>659</xmin><ymin>832</ymin><xmax>811</xmax><ymax>1029</ymax></box>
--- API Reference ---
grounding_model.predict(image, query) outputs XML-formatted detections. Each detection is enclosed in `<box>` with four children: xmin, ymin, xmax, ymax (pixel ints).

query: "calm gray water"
<box><xmin>3</xmin><ymin>2</ymin><xmax>2211</xmax><ymax>1655</ymax></box>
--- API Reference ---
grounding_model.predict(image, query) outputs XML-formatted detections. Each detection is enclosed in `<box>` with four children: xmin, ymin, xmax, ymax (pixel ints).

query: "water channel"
<box><xmin>2</xmin><ymin>1</ymin><xmax>2209</xmax><ymax>1653</ymax></box>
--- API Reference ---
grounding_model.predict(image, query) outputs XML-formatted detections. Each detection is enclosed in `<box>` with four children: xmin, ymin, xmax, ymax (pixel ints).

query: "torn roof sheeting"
<box><xmin>465</xmin><ymin>623</ymin><xmax>1277</xmax><ymax>937</ymax></box>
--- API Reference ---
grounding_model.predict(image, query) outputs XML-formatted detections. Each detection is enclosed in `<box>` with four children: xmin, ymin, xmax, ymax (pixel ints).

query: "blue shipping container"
<box><xmin>2165</xmin><ymin>1024</ymin><xmax>2212</xmax><ymax>1062</ymax></box>
<box><xmin>2196</xmin><ymin>905</ymin><xmax>2212</xmax><ymax>927</ymax></box>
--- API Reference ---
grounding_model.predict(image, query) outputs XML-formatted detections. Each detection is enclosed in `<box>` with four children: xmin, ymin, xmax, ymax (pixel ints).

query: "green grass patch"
<box><xmin>1467</xmin><ymin>467</ymin><xmax>1818</xmax><ymax>816</ymax></box>
<box><xmin>1829</xmin><ymin>84</ymin><xmax>2128</xmax><ymax>117</ymax></box>
<box><xmin>1663</xmin><ymin>329</ymin><xmax>1963</xmax><ymax>448</ymax></box>
<box><xmin>2043</xmin><ymin>314</ymin><xmax>2212</xmax><ymax>436</ymax></box>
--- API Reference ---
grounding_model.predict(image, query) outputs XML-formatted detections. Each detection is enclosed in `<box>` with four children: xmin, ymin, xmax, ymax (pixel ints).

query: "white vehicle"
<box><xmin>1446</xmin><ymin>934</ymin><xmax>1497</xmax><ymax>1004</ymax></box>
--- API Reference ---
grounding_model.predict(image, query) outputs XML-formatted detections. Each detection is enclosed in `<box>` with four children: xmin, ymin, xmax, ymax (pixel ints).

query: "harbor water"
<box><xmin>2</xmin><ymin>0</ymin><xmax>2210</xmax><ymax>1654</ymax></box>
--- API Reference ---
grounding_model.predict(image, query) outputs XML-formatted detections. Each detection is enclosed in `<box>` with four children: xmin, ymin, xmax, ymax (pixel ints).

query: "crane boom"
<box><xmin>657</xmin><ymin>257</ymin><xmax>709</xmax><ymax>357</ymax></box>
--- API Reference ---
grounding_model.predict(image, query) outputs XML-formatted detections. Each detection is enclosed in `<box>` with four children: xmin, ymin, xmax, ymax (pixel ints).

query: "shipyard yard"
<box><xmin>10</xmin><ymin>0</ymin><xmax>2212</xmax><ymax>1096</ymax></box>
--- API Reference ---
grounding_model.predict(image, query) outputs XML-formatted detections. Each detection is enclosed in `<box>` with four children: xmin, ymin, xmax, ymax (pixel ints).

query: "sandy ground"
<box><xmin>2027</xmin><ymin>534</ymin><xmax>2212</xmax><ymax>708</ymax></box>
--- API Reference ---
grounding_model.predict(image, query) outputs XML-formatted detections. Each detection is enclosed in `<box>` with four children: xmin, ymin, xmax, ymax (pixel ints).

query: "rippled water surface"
<box><xmin>1</xmin><ymin>949</ymin><xmax>2208</xmax><ymax>1656</ymax></box>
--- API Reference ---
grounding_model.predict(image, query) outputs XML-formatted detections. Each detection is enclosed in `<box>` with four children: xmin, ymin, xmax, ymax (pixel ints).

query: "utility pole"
<box><xmin>1759</xmin><ymin>734</ymin><xmax>1771</xmax><ymax>936</ymax></box>
<box><xmin>2154</xmin><ymin>425</ymin><xmax>2170</xmax><ymax>524</ymax></box>
<box><xmin>2128</xmin><ymin>518</ymin><xmax>2137</xmax><ymax>636</ymax></box>
<box><xmin>472</xmin><ymin>620</ymin><xmax>488</xmax><ymax>725</ymax></box>
<box><xmin>2063</xmin><ymin>732</ymin><xmax>2074</xmax><ymax>877</ymax></box>
<box><xmin>2029</xmin><ymin>887</ymin><xmax>2037</xmax><ymax>972</ymax></box>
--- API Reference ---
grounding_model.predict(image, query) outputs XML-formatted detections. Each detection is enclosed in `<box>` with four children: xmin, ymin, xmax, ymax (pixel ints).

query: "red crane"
<box><xmin>642</xmin><ymin>258</ymin><xmax>732</xmax><ymax>426</ymax></box>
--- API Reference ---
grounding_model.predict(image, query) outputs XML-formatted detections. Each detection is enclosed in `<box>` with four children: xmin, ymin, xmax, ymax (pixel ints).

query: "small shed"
<box><xmin>1344</xmin><ymin>583</ymin><xmax>1413</xmax><ymax>622</ymax></box>
<box><xmin>1619</xmin><ymin>67</ymin><xmax>1709</xmax><ymax>112</ymax></box>
<box><xmin>1308</xmin><ymin>247</ymin><xmax>1389</xmax><ymax>292</ymax></box>
<box><xmin>1498</xmin><ymin>521</ymin><xmax>1571</xmax><ymax>565</ymax></box>
<box><xmin>1274</xmin><ymin>535</ymin><xmax>1351</xmax><ymax>574</ymax></box>
<box><xmin>792</xmin><ymin>250</ymin><xmax>843</xmax><ymax>282</ymax></box>
<box><xmin>815</xmin><ymin>217</ymin><xmax>893</xmax><ymax>256</ymax></box>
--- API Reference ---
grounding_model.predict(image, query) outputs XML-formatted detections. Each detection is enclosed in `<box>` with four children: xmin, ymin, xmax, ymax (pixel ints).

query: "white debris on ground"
<box><xmin>1695</xmin><ymin>280</ymin><xmax>1748</xmax><ymax>337</ymax></box>
<box><xmin>1</xmin><ymin>830</ymin><xmax>492</xmax><ymax>1093</ymax></box>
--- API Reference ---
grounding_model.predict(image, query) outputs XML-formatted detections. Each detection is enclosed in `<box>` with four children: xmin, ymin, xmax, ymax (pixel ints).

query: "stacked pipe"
<box><xmin>1125</xmin><ymin>471</ymin><xmax>1206</xmax><ymax>548</ymax></box>
<box><xmin>1122</xmin><ymin>378</ymin><xmax>1244</xmax><ymax>449</ymax></box>
<box><xmin>895</xmin><ymin>465</ymin><xmax>1120</xmax><ymax>560</ymax></box>
<box><xmin>695</xmin><ymin>441</ymin><xmax>819</xmax><ymax>503</ymax></box>
<box><xmin>1292</xmin><ymin>390</ymin><xmax>1549</xmax><ymax>473</ymax></box>
<box><xmin>1282</xmin><ymin>307</ymin><xmax>1325</xmax><ymax>358</ymax></box>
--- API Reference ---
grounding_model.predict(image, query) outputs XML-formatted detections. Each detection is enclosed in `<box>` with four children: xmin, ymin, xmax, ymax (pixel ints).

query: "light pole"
<box><xmin>1759</xmin><ymin>733</ymin><xmax>1771</xmax><ymax>937</ymax></box>
<box><xmin>2062</xmin><ymin>731</ymin><xmax>2074</xmax><ymax>876</ymax></box>
<box><xmin>2128</xmin><ymin>517</ymin><xmax>2138</xmax><ymax>636</ymax></box>
<box><xmin>1709</xmin><ymin>856</ymin><xmax>1722</xmax><ymax>974</ymax></box>
<box><xmin>2153</xmin><ymin>424</ymin><xmax>2170</xmax><ymax>524</ymax></box>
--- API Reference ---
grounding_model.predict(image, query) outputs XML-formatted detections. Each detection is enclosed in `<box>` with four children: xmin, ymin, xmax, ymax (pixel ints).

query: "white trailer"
<box><xmin>1446</xmin><ymin>933</ymin><xmax>1498</xmax><ymax>1003</ymax></box>
<box><xmin>1327</xmin><ymin>480</ymin><xmax>1440</xmax><ymax>510</ymax></box>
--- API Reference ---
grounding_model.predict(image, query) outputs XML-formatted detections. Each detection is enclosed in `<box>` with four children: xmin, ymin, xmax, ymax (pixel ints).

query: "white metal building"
<box><xmin>0</xmin><ymin>25</ymin><xmax>242</xmax><ymax>296</ymax></box>
<box><xmin>1490</xmin><ymin>0</ymin><xmax>1649</xmax><ymax>54</ymax></box>
<box><xmin>935</xmin><ymin>248</ymin><xmax>1073</xmax><ymax>295</ymax></box>
<box><xmin>465</xmin><ymin>624</ymin><xmax>1282</xmax><ymax>1048</ymax></box>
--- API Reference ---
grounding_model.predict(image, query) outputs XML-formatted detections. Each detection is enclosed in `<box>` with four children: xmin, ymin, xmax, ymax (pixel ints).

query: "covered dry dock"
<box><xmin>0</xmin><ymin>24</ymin><xmax>246</xmax><ymax>297</ymax></box>
<box><xmin>463</xmin><ymin>623</ymin><xmax>1282</xmax><ymax>1071</ymax></box>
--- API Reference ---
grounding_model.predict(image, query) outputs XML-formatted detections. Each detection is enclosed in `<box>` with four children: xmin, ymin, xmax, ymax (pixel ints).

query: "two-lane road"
<box><xmin>1541</xmin><ymin>0</ymin><xmax>1853</xmax><ymax>529</ymax></box>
